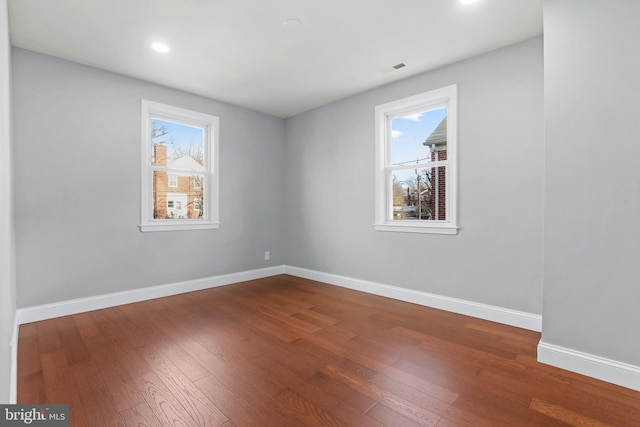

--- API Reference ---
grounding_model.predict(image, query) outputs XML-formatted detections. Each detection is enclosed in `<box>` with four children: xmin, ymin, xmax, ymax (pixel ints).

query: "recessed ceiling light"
<box><xmin>283</xmin><ymin>18</ymin><xmax>302</xmax><ymax>29</ymax></box>
<box><xmin>151</xmin><ymin>42</ymin><xmax>171</xmax><ymax>53</ymax></box>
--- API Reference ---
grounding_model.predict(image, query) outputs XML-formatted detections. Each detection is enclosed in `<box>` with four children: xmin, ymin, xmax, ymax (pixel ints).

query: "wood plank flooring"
<box><xmin>17</xmin><ymin>274</ymin><xmax>640</xmax><ymax>426</ymax></box>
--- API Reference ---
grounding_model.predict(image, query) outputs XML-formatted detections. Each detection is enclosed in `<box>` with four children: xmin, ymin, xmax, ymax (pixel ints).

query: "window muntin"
<box><xmin>141</xmin><ymin>100</ymin><xmax>219</xmax><ymax>232</ymax></box>
<box><xmin>375</xmin><ymin>85</ymin><xmax>458</xmax><ymax>234</ymax></box>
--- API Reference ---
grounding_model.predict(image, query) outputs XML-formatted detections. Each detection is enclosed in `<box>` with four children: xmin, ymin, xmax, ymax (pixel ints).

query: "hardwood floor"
<box><xmin>17</xmin><ymin>274</ymin><xmax>640</xmax><ymax>426</ymax></box>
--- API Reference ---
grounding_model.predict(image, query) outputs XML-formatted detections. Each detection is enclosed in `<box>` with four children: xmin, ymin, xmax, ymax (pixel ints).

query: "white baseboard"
<box><xmin>9</xmin><ymin>313</ymin><xmax>18</xmax><ymax>403</ymax></box>
<box><xmin>15</xmin><ymin>265</ymin><xmax>285</xmax><ymax>325</ymax></box>
<box><xmin>15</xmin><ymin>264</ymin><xmax>540</xmax><ymax>332</ymax></box>
<box><xmin>14</xmin><ymin>265</ymin><xmax>640</xmax><ymax>394</ymax></box>
<box><xmin>283</xmin><ymin>265</ymin><xmax>542</xmax><ymax>332</ymax></box>
<box><xmin>537</xmin><ymin>341</ymin><xmax>640</xmax><ymax>392</ymax></box>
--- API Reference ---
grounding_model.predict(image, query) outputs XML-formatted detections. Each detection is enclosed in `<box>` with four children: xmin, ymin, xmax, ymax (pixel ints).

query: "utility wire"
<box><xmin>392</xmin><ymin>157</ymin><xmax>430</xmax><ymax>166</ymax></box>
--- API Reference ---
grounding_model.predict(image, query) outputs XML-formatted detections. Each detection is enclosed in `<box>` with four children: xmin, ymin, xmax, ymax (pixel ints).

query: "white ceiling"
<box><xmin>8</xmin><ymin>0</ymin><xmax>543</xmax><ymax>118</ymax></box>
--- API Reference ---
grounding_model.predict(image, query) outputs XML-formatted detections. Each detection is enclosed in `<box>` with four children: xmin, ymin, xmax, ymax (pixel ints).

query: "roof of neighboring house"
<box><xmin>423</xmin><ymin>117</ymin><xmax>447</xmax><ymax>146</ymax></box>
<box><xmin>167</xmin><ymin>156</ymin><xmax>205</xmax><ymax>171</ymax></box>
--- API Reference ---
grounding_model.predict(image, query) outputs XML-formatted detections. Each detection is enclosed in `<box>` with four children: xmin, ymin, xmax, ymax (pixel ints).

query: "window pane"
<box><xmin>391</xmin><ymin>166</ymin><xmax>446</xmax><ymax>221</ymax></box>
<box><xmin>151</xmin><ymin>119</ymin><xmax>205</xmax><ymax>170</ymax></box>
<box><xmin>391</xmin><ymin>108</ymin><xmax>447</xmax><ymax>166</ymax></box>
<box><xmin>153</xmin><ymin>171</ymin><xmax>205</xmax><ymax>219</ymax></box>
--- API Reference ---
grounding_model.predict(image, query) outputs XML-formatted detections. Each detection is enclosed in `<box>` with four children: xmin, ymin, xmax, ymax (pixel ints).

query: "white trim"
<box><xmin>139</xmin><ymin>221</ymin><xmax>220</xmax><ymax>232</ymax></box>
<box><xmin>283</xmin><ymin>265</ymin><xmax>541</xmax><ymax>331</ymax></box>
<box><xmin>13</xmin><ymin>264</ymin><xmax>540</xmax><ymax>331</ymax></box>
<box><xmin>15</xmin><ymin>266</ymin><xmax>284</xmax><ymax>325</ymax></box>
<box><xmin>2</xmin><ymin>0</ymin><xmax>16</xmax><ymax>405</ymax></box>
<box><xmin>375</xmin><ymin>85</ymin><xmax>458</xmax><ymax>235</ymax></box>
<box><xmin>10</xmin><ymin>313</ymin><xmax>18</xmax><ymax>403</ymax></box>
<box><xmin>538</xmin><ymin>341</ymin><xmax>640</xmax><ymax>392</ymax></box>
<box><xmin>140</xmin><ymin>100</ymin><xmax>219</xmax><ymax>232</ymax></box>
<box><xmin>13</xmin><ymin>263</ymin><xmax>640</xmax><ymax>394</ymax></box>
<box><xmin>375</xmin><ymin>223</ymin><xmax>458</xmax><ymax>234</ymax></box>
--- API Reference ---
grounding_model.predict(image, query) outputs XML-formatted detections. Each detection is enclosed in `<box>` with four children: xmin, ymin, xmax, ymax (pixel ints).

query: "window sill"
<box><xmin>375</xmin><ymin>222</ymin><xmax>458</xmax><ymax>235</ymax></box>
<box><xmin>139</xmin><ymin>221</ymin><xmax>220</xmax><ymax>232</ymax></box>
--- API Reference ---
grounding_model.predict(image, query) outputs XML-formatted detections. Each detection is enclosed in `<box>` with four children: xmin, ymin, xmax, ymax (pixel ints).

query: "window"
<box><xmin>375</xmin><ymin>85</ymin><xmax>458</xmax><ymax>234</ymax></box>
<box><xmin>140</xmin><ymin>100</ymin><xmax>219</xmax><ymax>231</ymax></box>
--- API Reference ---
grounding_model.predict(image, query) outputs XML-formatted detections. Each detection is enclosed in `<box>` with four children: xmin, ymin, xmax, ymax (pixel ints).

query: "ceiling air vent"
<box><xmin>393</xmin><ymin>63</ymin><xmax>406</xmax><ymax>70</ymax></box>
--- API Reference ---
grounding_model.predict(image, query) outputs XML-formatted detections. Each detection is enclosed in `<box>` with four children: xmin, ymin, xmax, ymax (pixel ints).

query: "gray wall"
<box><xmin>284</xmin><ymin>37</ymin><xmax>544</xmax><ymax>314</ymax></box>
<box><xmin>9</xmin><ymin>0</ymin><xmax>640</xmax><ymax>394</ymax></box>
<box><xmin>11</xmin><ymin>38</ymin><xmax>546</xmax><ymax>318</ymax></box>
<box><xmin>1</xmin><ymin>0</ymin><xmax>16</xmax><ymax>403</ymax></box>
<box><xmin>12</xmin><ymin>48</ymin><xmax>286</xmax><ymax>308</ymax></box>
<box><xmin>543</xmin><ymin>0</ymin><xmax>640</xmax><ymax>365</ymax></box>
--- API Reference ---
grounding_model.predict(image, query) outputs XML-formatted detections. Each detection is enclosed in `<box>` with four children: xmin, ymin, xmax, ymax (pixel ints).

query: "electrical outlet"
<box><xmin>265</xmin><ymin>251</ymin><xmax>270</xmax><ymax>261</ymax></box>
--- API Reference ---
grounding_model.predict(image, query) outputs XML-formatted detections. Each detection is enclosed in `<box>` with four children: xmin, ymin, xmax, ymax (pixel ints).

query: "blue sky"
<box><xmin>391</xmin><ymin>107</ymin><xmax>446</xmax><ymax>166</ymax></box>
<box><xmin>152</xmin><ymin>118</ymin><xmax>204</xmax><ymax>160</ymax></box>
<box><xmin>151</xmin><ymin>110</ymin><xmax>446</xmax><ymax>167</ymax></box>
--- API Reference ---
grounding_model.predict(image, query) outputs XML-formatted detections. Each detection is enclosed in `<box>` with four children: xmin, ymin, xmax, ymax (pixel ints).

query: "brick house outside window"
<box><xmin>424</xmin><ymin>117</ymin><xmax>447</xmax><ymax>221</ymax></box>
<box><xmin>152</xmin><ymin>144</ymin><xmax>204</xmax><ymax>219</ymax></box>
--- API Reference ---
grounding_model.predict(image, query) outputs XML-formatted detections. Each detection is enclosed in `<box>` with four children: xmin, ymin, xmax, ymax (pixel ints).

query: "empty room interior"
<box><xmin>1</xmin><ymin>0</ymin><xmax>640</xmax><ymax>425</ymax></box>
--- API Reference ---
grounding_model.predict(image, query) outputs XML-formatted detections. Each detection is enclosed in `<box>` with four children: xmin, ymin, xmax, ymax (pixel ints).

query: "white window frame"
<box><xmin>168</xmin><ymin>174</ymin><xmax>178</xmax><ymax>188</ymax></box>
<box><xmin>374</xmin><ymin>85</ymin><xmax>458</xmax><ymax>235</ymax></box>
<box><xmin>140</xmin><ymin>100</ymin><xmax>220</xmax><ymax>232</ymax></box>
